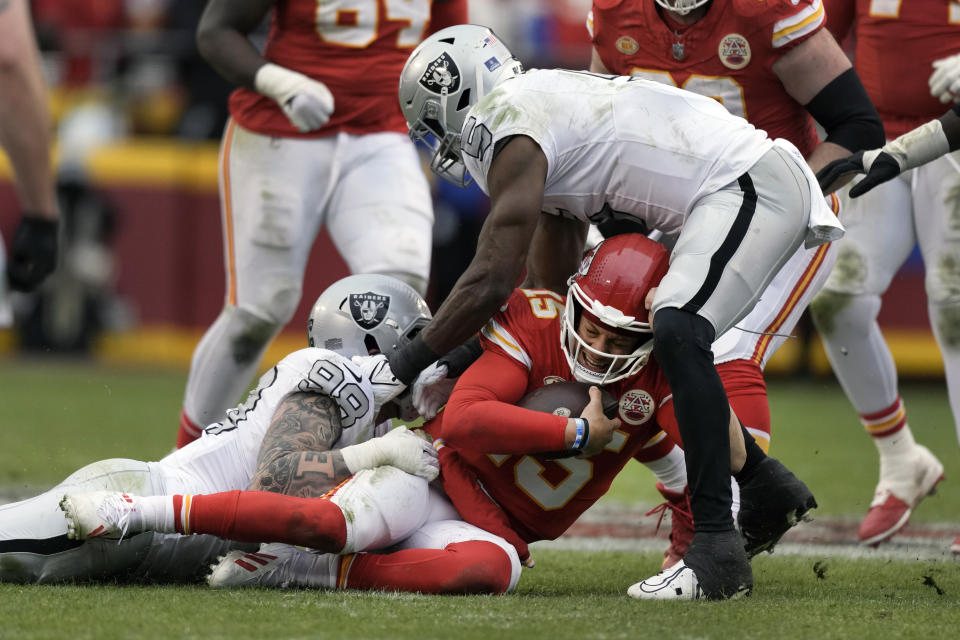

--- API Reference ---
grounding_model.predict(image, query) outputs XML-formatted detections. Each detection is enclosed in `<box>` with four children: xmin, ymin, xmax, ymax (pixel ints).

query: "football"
<box><xmin>518</xmin><ymin>381</ymin><xmax>619</xmax><ymax>421</ymax></box>
<box><xmin>518</xmin><ymin>381</ymin><xmax>619</xmax><ymax>460</ymax></box>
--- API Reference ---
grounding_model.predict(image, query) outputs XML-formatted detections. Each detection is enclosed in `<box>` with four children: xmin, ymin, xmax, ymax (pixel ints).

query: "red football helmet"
<box><xmin>561</xmin><ymin>233</ymin><xmax>670</xmax><ymax>385</ymax></box>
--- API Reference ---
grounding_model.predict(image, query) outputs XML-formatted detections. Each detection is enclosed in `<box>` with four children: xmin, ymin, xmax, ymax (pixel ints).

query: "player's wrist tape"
<box><xmin>389</xmin><ymin>333</ymin><xmax>440</xmax><ymax>385</ymax></box>
<box><xmin>571</xmin><ymin>418</ymin><xmax>590</xmax><ymax>451</ymax></box>
<box><xmin>883</xmin><ymin>119</ymin><xmax>950</xmax><ymax>171</ymax></box>
<box><xmin>340</xmin><ymin>439</ymin><xmax>383</xmax><ymax>474</ymax></box>
<box><xmin>438</xmin><ymin>335</ymin><xmax>483</xmax><ymax>378</ymax></box>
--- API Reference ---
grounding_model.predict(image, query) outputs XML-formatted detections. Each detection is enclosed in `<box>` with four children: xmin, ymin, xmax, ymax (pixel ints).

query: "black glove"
<box><xmin>6</xmin><ymin>216</ymin><xmax>58</xmax><ymax>292</ymax></box>
<box><xmin>816</xmin><ymin>150</ymin><xmax>902</xmax><ymax>198</ymax></box>
<box><xmin>849</xmin><ymin>151</ymin><xmax>901</xmax><ymax>197</ymax></box>
<box><xmin>815</xmin><ymin>151</ymin><xmax>865</xmax><ymax>193</ymax></box>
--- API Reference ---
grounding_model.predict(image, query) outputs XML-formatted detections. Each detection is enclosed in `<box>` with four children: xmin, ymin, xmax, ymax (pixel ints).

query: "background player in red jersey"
<box><xmin>584</xmin><ymin>0</ymin><xmax>882</xmax><ymax>565</ymax></box>
<box><xmin>0</xmin><ymin>0</ymin><xmax>60</xmax><ymax>318</ymax></box>
<box><xmin>174</xmin><ymin>0</ymin><xmax>466</xmax><ymax>447</ymax></box>
<box><xmin>65</xmin><ymin>235</ymin><xmax>817</xmax><ymax>601</ymax></box>
<box><xmin>810</xmin><ymin>0</ymin><xmax>959</xmax><ymax>551</ymax></box>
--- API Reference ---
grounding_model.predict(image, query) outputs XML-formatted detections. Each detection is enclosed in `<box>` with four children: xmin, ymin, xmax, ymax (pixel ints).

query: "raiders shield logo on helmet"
<box><xmin>419</xmin><ymin>53</ymin><xmax>461</xmax><ymax>94</ymax></box>
<box><xmin>349</xmin><ymin>292</ymin><xmax>390</xmax><ymax>329</ymax></box>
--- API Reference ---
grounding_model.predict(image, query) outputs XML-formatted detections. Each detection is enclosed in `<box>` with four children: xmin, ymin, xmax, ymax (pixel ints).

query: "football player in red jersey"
<box><xmin>65</xmin><ymin>235</ymin><xmax>817</xmax><ymax>601</ymax></box>
<box><xmin>808</xmin><ymin>0</ymin><xmax>960</xmax><ymax>551</ymax></box>
<box><xmin>583</xmin><ymin>0</ymin><xmax>883</xmax><ymax>566</ymax></box>
<box><xmin>174</xmin><ymin>0</ymin><xmax>466</xmax><ymax>448</ymax></box>
<box><xmin>0</xmin><ymin>0</ymin><xmax>59</xmax><ymax>310</ymax></box>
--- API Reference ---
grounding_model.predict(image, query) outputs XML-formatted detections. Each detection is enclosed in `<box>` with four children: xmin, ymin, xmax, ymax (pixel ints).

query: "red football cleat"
<box><xmin>859</xmin><ymin>445</ymin><xmax>944</xmax><ymax>546</ymax></box>
<box><xmin>646</xmin><ymin>483</ymin><xmax>693</xmax><ymax>570</ymax></box>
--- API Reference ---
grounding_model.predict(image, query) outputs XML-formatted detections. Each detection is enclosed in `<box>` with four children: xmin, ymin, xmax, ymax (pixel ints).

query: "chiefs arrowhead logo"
<box><xmin>619</xmin><ymin>389</ymin><xmax>654</xmax><ymax>425</ymax></box>
<box><xmin>718</xmin><ymin>33</ymin><xmax>751</xmax><ymax>70</ymax></box>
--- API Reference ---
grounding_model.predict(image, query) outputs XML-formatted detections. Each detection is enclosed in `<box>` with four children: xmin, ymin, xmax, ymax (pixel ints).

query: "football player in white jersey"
<box><xmin>377</xmin><ymin>25</ymin><xmax>841</xmax><ymax>601</ymax></box>
<box><xmin>0</xmin><ymin>274</ymin><xmax>439</xmax><ymax>583</ymax></box>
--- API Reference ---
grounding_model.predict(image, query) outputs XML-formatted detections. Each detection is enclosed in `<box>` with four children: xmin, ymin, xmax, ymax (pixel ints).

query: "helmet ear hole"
<box><xmin>364</xmin><ymin>334</ymin><xmax>381</xmax><ymax>355</ymax></box>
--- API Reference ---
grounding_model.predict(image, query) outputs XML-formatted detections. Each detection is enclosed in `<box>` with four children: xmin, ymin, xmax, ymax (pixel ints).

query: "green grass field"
<box><xmin>1</xmin><ymin>358</ymin><xmax>959</xmax><ymax>639</ymax></box>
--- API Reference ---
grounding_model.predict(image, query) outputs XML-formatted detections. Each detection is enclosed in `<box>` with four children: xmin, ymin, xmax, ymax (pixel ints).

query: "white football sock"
<box><xmin>644</xmin><ymin>445</ymin><xmax>687</xmax><ymax>493</ymax></box>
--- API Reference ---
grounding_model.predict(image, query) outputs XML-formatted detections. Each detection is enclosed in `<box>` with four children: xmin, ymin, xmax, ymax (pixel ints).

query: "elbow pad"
<box><xmin>804</xmin><ymin>68</ymin><xmax>886</xmax><ymax>152</ymax></box>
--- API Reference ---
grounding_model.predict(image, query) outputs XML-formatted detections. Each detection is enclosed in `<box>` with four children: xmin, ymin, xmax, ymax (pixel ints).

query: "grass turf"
<box><xmin>2</xmin><ymin>359</ymin><xmax>959</xmax><ymax>639</ymax></box>
<box><xmin>0</xmin><ymin>551</ymin><xmax>957</xmax><ymax>640</ymax></box>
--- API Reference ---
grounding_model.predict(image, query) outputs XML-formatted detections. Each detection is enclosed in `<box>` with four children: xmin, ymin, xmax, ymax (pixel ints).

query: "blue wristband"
<box><xmin>572</xmin><ymin>418</ymin><xmax>589</xmax><ymax>450</ymax></box>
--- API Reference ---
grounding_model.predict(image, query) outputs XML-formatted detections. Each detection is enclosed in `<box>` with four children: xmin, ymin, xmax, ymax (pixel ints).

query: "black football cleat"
<box><xmin>737</xmin><ymin>456</ymin><xmax>818</xmax><ymax>558</ymax></box>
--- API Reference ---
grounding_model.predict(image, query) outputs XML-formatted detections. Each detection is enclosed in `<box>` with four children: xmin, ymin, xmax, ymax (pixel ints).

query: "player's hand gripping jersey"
<box><xmin>431</xmin><ymin>288</ymin><xmax>673</xmax><ymax>544</ymax></box>
<box><xmin>460</xmin><ymin>69</ymin><xmax>837</xmax><ymax>243</ymax></box>
<box><xmin>230</xmin><ymin>0</ymin><xmax>438</xmax><ymax>137</ymax></box>
<box><xmin>589</xmin><ymin>0</ymin><xmax>827</xmax><ymax>157</ymax></box>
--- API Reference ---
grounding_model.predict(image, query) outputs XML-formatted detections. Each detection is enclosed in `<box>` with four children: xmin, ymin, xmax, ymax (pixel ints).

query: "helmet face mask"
<box><xmin>399</xmin><ymin>24</ymin><xmax>523</xmax><ymax>186</ymax></box>
<box><xmin>560</xmin><ymin>234</ymin><xmax>670</xmax><ymax>385</ymax></box>
<box><xmin>307</xmin><ymin>274</ymin><xmax>432</xmax><ymax>362</ymax></box>
<box><xmin>654</xmin><ymin>0</ymin><xmax>712</xmax><ymax>16</ymax></box>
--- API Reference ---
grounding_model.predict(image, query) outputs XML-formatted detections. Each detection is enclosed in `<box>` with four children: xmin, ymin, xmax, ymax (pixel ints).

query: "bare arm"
<box><xmin>0</xmin><ymin>0</ymin><xmax>56</xmax><ymax>219</ymax></box>
<box><xmin>420</xmin><ymin>136</ymin><xmax>547</xmax><ymax>354</ymax></box>
<box><xmin>251</xmin><ymin>392</ymin><xmax>351</xmax><ymax>497</ymax></box>
<box><xmin>590</xmin><ymin>47</ymin><xmax>612</xmax><ymax>74</ymax></box>
<box><xmin>522</xmin><ymin>213</ymin><xmax>588</xmax><ymax>294</ymax></box>
<box><xmin>772</xmin><ymin>29</ymin><xmax>857</xmax><ymax>175</ymax></box>
<box><xmin>196</xmin><ymin>0</ymin><xmax>275</xmax><ymax>89</ymax></box>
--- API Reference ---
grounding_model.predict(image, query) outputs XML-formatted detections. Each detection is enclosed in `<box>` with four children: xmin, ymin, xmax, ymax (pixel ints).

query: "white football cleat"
<box><xmin>627</xmin><ymin>560</ymin><xmax>704</xmax><ymax>600</ymax></box>
<box><xmin>60</xmin><ymin>491</ymin><xmax>138</xmax><ymax>540</ymax></box>
<box><xmin>207</xmin><ymin>542</ymin><xmax>342</xmax><ymax>589</ymax></box>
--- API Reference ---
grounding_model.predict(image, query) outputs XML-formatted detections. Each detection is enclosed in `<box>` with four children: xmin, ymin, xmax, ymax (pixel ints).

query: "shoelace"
<box><xmin>645</xmin><ymin>499</ymin><xmax>693</xmax><ymax>536</ymax></box>
<box><xmin>96</xmin><ymin>494</ymin><xmax>133</xmax><ymax>542</ymax></box>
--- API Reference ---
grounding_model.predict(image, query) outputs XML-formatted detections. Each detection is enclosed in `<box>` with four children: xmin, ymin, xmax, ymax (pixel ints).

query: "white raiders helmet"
<box><xmin>398</xmin><ymin>24</ymin><xmax>522</xmax><ymax>186</ymax></box>
<box><xmin>653</xmin><ymin>0</ymin><xmax>711</xmax><ymax>16</ymax></box>
<box><xmin>308</xmin><ymin>274</ymin><xmax>431</xmax><ymax>360</ymax></box>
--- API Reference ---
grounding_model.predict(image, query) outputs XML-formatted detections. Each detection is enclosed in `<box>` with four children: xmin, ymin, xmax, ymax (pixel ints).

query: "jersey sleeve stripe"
<box><xmin>772</xmin><ymin>0</ymin><xmax>825</xmax><ymax>49</ymax></box>
<box><xmin>585</xmin><ymin>9</ymin><xmax>595</xmax><ymax>39</ymax></box>
<box><xmin>481</xmin><ymin>319</ymin><xmax>532</xmax><ymax>369</ymax></box>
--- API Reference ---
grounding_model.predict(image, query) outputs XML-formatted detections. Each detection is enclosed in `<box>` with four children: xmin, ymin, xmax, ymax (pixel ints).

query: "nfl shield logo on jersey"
<box><xmin>349</xmin><ymin>293</ymin><xmax>390</xmax><ymax>329</ymax></box>
<box><xmin>619</xmin><ymin>389</ymin><xmax>655</xmax><ymax>425</ymax></box>
<box><xmin>419</xmin><ymin>53</ymin><xmax>461</xmax><ymax>94</ymax></box>
<box><xmin>718</xmin><ymin>34</ymin><xmax>751</xmax><ymax>70</ymax></box>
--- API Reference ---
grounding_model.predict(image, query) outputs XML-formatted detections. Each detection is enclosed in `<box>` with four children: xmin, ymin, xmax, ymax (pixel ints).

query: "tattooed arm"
<box><xmin>251</xmin><ymin>391</ymin><xmax>351</xmax><ymax>498</ymax></box>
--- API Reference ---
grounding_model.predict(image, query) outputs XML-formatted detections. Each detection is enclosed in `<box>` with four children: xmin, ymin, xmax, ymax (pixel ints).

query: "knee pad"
<box><xmin>652</xmin><ymin>307</ymin><xmax>716</xmax><ymax>374</ymax></box>
<box><xmin>60</xmin><ymin>459</ymin><xmax>156</xmax><ymax>493</ymax></box>
<box><xmin>809</xmin><ymin>290</ymin><xmax>880</xmax><ymax>337</ymax></box>
<box><xmin>331</xmin><ymin>466</ymin><xmax>430</xmax><ymax>553</ymax></box>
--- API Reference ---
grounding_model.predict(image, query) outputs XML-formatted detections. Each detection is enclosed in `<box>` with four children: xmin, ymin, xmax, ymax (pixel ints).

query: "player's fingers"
<box><xmin>849</xmin><ymin>175</ymin><xmax>880</xmax><ymax>198</ymax></box>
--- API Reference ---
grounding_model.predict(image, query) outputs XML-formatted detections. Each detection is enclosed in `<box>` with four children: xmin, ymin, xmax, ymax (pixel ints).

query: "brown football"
<box><xmin>518</xmin><ymin>380</ymin><xmax>620</xmax><ymax>420</ymax></box>
<box><xmin>519</xmin><ymin>381</ymin><xmax>620</xmax><ymax>460</ymax></box>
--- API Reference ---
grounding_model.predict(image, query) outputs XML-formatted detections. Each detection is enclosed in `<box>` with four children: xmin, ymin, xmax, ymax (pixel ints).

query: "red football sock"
<box><xmin>341</xmin><ymin>541</ymin><xmax>513</xmax><ymax>594</ymax></box>
<box><xmin>177</xmin><ymin>490</ymin><xmax>347</xmax><ymax>552</ymax></box>
<box><xmin>176</xmin><ymin>410</ymin><xmax>203</xmax><ymax>449</ymax></box>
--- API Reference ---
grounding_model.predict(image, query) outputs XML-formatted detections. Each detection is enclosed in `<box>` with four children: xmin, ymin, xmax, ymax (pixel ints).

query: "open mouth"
<box><xmin>578</xmin><ymin>352</ymin><xmax>611</xmax><ymax>373</ymax></box>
